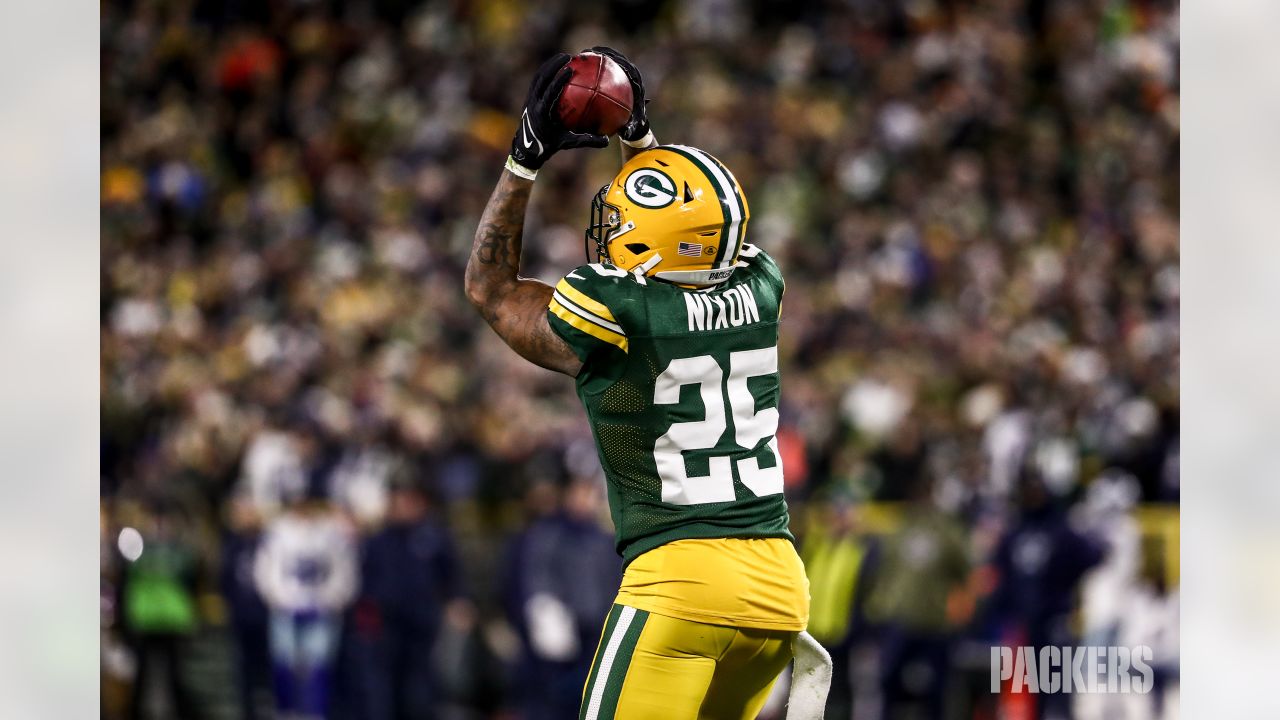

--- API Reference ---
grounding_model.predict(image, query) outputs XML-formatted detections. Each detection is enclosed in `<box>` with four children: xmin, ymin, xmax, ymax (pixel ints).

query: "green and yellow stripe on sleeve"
<box><xmin>548</xmin><ymin>278</ymin><xmax>629</xmax><ymax>356</ymax></box>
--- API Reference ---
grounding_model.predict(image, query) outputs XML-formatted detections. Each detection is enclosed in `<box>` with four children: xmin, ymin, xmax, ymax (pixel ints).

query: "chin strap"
<box><xmin>787</xmin><ymin>631</ymin><xmax>832</xmax><ymax>720</ymax></box>
<box><xmin>633</xmin><ymin>253</ymin><xmax>663</xmax><ymax>277</ymax></box>
<box><xmin>609</xmin><ymin>220</ymin><xmax>637</xmax><ymax>241</ymax></box>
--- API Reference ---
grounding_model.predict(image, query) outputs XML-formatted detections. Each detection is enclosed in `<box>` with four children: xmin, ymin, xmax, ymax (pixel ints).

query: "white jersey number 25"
<box><xmin>652</xmin><ymin>347</ymin><xmax>785</xmax><ymax>505</ymax></box>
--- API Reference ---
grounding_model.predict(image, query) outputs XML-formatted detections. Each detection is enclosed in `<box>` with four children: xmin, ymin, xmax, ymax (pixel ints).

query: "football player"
<box><xmin>465</xmin><ymin>49</ymin><xmax>829</xmax><ymax>720</ymax></box>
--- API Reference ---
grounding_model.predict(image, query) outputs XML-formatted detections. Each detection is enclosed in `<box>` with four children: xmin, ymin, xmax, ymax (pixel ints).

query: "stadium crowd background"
<box><xmin>100</xmin><ymin>0</ymin><xmax>1180</xmax><ymax>718</ymax></box>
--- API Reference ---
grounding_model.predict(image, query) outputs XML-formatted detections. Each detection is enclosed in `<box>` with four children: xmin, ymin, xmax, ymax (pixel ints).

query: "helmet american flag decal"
<box><xmin>677</xmin><ymin>242</ymin><xmax>703</xmax><ymax>257</ymax></box>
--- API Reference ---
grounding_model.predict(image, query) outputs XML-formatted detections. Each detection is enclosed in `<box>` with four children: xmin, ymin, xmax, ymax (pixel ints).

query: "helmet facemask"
<box><xmin>585</xmin><ymin>183</ymin><xmax>619</xmax><ymax>264</ymax></box>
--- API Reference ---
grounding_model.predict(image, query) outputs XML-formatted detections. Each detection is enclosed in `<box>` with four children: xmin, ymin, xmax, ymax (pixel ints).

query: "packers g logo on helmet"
<box><xmin>584</xmin><ymin>145</ymin><xmax>750</xmax><ymax>288</ymax></box>
<box><xmin>623</xmin><ymin>168</ymin><xmax>677</xmax><ymax>208</ymax></box>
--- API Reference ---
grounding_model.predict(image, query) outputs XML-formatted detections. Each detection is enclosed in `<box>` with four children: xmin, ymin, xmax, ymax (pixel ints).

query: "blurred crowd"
<box><xmin>101</xmin><ymin>0</ymin><xmax>1179</xmax><ymax>718</ymax></box>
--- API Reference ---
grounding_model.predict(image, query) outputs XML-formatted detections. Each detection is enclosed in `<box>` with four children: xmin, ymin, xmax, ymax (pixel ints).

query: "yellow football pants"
<box><xmin>579</xmin><ymin>604</ymin><xmax>796</xmax><ymax>720</ymax></box>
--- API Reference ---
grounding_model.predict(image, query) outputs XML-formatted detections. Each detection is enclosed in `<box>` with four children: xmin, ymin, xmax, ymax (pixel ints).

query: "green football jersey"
<box><xmin>547</xmin><ymin>244</ymin><xmax>793</xmax><ymax>565</ymax></box>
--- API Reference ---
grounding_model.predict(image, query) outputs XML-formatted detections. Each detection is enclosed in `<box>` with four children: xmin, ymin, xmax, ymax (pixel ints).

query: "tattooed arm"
<box><xmin>465</xmin><ymin>54</ymin><xmax>609</xmax><ymax>376</ymax></box>
<box><xmin>464</xmin><ymin>170</ymin><xmax>583</xmax><ymax>377</ymax></box>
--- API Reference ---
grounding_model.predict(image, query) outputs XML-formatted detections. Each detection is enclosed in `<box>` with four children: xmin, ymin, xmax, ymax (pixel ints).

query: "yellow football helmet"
<box><xmin>585</xmin><ymin>145</ymin><xmax>750</xmax><ymax>287</ymax></box>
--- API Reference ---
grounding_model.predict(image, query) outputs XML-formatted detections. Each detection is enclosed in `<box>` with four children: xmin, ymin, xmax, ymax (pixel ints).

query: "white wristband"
<box><xmin>621</xmin><ymin>130</ymin><xmax>656</xmax><ymax>149</ymax></box>
<box><xmin>505</xmin><ymin>155</ymin><xmax>538</xmax><ymax>181</ymax></box>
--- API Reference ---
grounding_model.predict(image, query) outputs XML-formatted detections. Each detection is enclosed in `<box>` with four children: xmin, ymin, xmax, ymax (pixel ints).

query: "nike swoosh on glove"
<box><xmin>509</xmin><ymin>53</ymin><xmax>610</xmax><ymax>173</ymax></box>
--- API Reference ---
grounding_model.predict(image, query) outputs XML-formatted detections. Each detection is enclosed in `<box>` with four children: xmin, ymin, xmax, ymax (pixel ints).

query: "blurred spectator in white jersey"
<box><xmin>254</xmin><ymin>477</ymin><xmax>357</xmax><ymax>719</ymax></box>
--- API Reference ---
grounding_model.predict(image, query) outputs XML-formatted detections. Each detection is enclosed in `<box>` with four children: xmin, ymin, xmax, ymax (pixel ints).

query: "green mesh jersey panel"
<box><xmin>546</xmin><ymin>244</ymin><xmax>793</xmax><ymax>564</ymax></box>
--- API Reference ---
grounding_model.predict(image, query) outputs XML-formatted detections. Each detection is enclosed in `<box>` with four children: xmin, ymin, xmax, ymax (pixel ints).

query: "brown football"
<box><xmin>556</xmin><ymin>52</ymin><xmax>634</xmax><ymax>137</ymax></box>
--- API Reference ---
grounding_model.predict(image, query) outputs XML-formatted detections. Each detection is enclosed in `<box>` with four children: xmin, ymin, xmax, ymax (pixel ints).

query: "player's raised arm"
<box><xmin>586</xmin><ymin>46</ymin><xmax>659</xmax><ymax>163</ymax></box>
<box><xmin>464</xmin><ymin>54</ymin><xmax>608</xmax><ymax>377</ymax></box>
